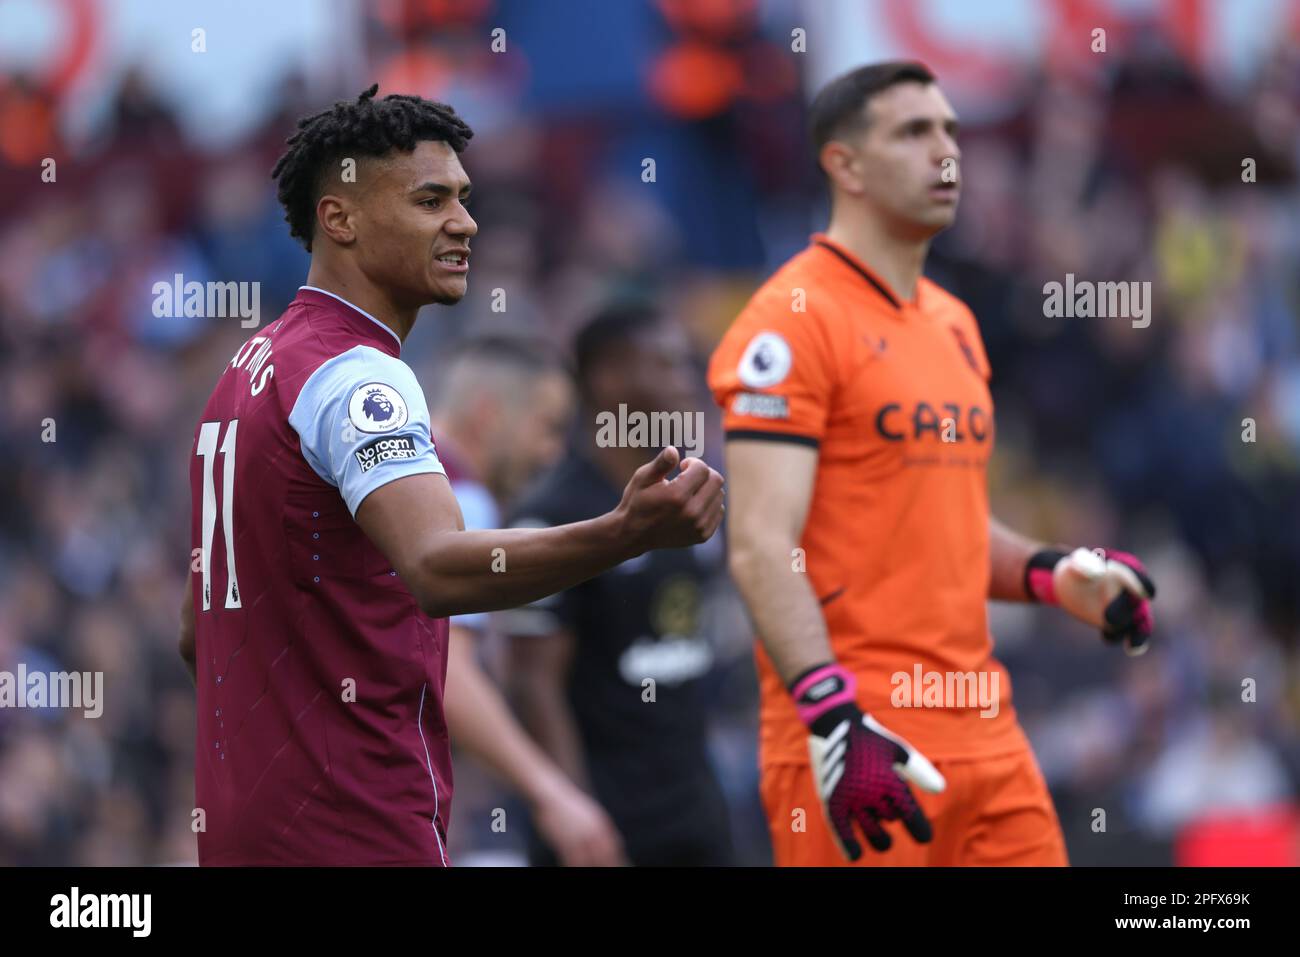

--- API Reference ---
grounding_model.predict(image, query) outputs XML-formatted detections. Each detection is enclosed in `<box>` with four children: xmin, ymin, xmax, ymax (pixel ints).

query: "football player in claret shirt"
<box><xmin>708</xmin><ymin>62</ymin><xmax>1158</xmax><ymax>866</ymax></box>
<box><xmin>178</xmin><ymin>86</ymin><xmax>724</xmax><ymax>866</ymax></box>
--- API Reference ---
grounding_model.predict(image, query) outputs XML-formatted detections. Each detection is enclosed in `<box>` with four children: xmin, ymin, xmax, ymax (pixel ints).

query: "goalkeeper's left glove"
<box><xmin>1026</xmin><ymin>546</ymin><xmax>1157</xmax><ymax>655</ymax></box>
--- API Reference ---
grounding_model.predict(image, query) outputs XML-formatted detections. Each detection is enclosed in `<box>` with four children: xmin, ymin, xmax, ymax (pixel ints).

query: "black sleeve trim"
<box><xmin>724</xmin><ymin>429</ymin><xmax>821</xmax><ymax>449</ymax></box>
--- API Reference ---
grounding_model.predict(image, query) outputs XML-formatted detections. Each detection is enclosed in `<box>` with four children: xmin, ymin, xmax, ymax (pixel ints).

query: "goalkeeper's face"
<box><xmin>833</xmin><ymin>81</ymin><xmax>962</xmax><ymax>239</ymax></box>
<box><xmin>348</xmin><ymin>140</ymin><xmax>477</xmax><ymax>307</ymax></box>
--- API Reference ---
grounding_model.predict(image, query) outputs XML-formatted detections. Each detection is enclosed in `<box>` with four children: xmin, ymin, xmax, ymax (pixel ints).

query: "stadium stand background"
<box><xmin>1</xmin><ymin>0</ymin><xmax>1297</xmax><ymax>865</ymax></box>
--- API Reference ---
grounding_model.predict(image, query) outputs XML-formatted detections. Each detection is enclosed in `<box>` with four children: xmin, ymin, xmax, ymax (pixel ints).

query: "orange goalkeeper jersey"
<box><xmin>709</xmin><ymin>234</ymin><xmax>1029</xmax><ymax>765</ymax></box>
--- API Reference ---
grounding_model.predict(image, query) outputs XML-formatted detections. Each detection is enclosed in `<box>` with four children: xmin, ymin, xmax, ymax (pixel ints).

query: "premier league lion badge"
<box><xmin>348</xmin><ymin>382</ymin><xmax>409</xmax><ymax>434</ymax></box>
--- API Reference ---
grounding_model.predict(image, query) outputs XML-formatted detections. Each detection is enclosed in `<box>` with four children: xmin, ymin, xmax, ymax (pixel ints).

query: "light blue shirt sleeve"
<box><xmin>448</xmin><ymin>479</ymin><xmax>500</xmax><ymax>632</ymax></box>
<box><xmin>288</xmin><ymin>345</ymin><xmax>445</xmax><ymax>516</ymax></box>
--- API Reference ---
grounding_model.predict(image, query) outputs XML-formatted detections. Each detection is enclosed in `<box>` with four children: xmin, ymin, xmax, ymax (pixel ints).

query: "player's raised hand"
<box><xmin>616</xmin><ymin>446</ymin><xmax>725</xmax><ymax>551</ymax></box>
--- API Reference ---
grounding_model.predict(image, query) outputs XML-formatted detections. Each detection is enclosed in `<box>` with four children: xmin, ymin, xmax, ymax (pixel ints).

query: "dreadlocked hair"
<box><xmin>270</xmin><ymin>84</ymin><xmax>474</xmax><ymax>251</ymax></box>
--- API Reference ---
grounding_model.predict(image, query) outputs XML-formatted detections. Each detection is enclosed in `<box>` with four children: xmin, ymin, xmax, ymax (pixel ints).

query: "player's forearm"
<box><xmin>443</xmin><ymin>628</ymin><xmax>573</xmax><ymax>806</ymax></box>
<box><xmin>415</xmin><ymin>514</ymin><xmax>637</xmax><ymax>617</ymax></box>
<box><xmin>728</xmin><ymin>536</ymin><xmax>833</xmax><ymax>684</ymax></box>
<box><xmin>510</xmin><ymin>675</ymin><xmax>592</xmax><ymax>789</ymax></box>
<box><xmin>988</xmin><ymin>515</ymin><xmax>1044</xmax><ymax>601</ymax></box>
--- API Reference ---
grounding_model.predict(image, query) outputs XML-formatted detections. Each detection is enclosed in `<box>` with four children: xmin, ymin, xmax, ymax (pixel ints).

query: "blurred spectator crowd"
<box><xmin>0</xmin><ymin>2</ymin><xmax>1298</xmax><ymax>865</ymax></box>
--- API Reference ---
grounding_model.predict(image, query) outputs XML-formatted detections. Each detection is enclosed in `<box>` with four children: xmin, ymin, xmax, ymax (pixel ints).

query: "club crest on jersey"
<box><xmin>738</xmin><ymin>331</ymin><xmax>792</xmax><ymax>388</ymax></box>
<box><xmin>348</xmin><ymin>383</ymin><xmax>409</xmax><ymax>434</ymax></box>
<box><xmin>949</xmin><ymin>327</ymin><xmax>983</xmax><ymax>378</ymax></box>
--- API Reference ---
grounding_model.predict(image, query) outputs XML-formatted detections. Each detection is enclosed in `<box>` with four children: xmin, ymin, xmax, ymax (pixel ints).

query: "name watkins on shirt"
<box><xmin>229</xmin><ymin>333</ymin><xmax>276</xmax><ymax>397</ymax></box>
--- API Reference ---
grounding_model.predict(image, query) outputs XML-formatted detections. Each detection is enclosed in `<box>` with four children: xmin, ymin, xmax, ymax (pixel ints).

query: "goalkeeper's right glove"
<box><xmin>791</xmin><ymin>662</ymin><xmax>946</xmax><ymax>860</ymax></box>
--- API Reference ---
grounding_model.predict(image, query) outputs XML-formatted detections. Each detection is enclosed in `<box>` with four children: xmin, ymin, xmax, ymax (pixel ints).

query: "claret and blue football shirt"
<box><xmin>188</xmin><ymin>286</ymin><xmax>453</xmax><ymax>865</ymax></box>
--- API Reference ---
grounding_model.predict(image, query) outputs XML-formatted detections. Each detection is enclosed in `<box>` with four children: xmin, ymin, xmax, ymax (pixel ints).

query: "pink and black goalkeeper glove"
<box><xmin>1026</xmin><ymin>546</ymin><xmax>1158</xmax><ymax>656</ymax></box>
<box><xmin>790</xmin><ymin>662</ymin><xmax>946</xmax><ymax>861</ymax></box>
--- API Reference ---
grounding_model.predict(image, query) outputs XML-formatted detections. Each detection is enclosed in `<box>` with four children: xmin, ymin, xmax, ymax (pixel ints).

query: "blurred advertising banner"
<box><xmin>0</xmin><ymin>0</ymin><xmax>365</xmax><ymax>152</ymax></box>
<box><xmin>5</xmin><ymin>1</ymin><xmax>1298</xmax><ymax>137</ymax></box>
<box><xmin>1175</xmin><ymin>804</ymin><xmax>1300</xmax><ymax>866</ymax></box>
<box><xmin>807</xmin><ymin>0</ymin><xmax>1299</xmax><ymax>117</ymax></box>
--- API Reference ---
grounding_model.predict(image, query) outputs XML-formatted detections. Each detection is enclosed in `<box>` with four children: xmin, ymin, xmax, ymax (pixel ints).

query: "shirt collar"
<box><xmin>810</xmin><ymin>234</ymin><xmax>909</xmax><ymax>312</ymax></box>
<box><xmin>298</xmin><ymin>285</ymin><xmax>404</xmax><ymax>352</ymax></box>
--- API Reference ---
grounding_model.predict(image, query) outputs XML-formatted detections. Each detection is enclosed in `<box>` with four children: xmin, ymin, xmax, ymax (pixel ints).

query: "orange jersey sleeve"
<box><xmin>707</xmin><ymin>273</ymin><xmax>838</xmax><ymax>445</ymax></box>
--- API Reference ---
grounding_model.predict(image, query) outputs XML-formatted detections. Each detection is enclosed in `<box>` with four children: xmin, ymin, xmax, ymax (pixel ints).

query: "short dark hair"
<box><xmin>808</xmin><ymin>61</ymin><xmax>935</xmax><ymax>152</ymax></box>
<box><xmin>573</xmin><ymin>301</ymin><xmax>663</xmax><ymax>393</ymax></box>
<box><xmin>271</xmin><ymin>84</ymin><xmax>474</xmax><ymax>251</ymax></box>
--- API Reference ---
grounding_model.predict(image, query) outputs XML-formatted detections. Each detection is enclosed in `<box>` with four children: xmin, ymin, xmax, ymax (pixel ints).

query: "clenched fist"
<box><xmin>615</xmin><ymin>446</ymin><xmax>725</xmax><ymax>552</ymax></box>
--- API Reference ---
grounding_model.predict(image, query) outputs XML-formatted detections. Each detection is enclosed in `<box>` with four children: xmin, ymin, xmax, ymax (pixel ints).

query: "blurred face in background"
<box><xmin>825</xmin><ymin>81</ymin><xmax>962</xmax><ymax>240</ymax></box>
<box><xmin>334</xmin><ymin>140</ymin><xmax>477</xmax><ymax>306</ymax></box>
<box><xmin>587</xmin><ymin>319</ymin><xmax>700</xmax><ymax>420</ymax></box>
<box><xmin>486</xmin><ymin>370</ymin><xmax>574</xmax><ymax>503</ymax></box>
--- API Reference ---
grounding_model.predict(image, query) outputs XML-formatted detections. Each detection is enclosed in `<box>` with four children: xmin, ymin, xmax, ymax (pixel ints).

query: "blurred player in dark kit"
<box><xmin>431</xmin><ymin>337</ymin><xmax>625</xmax><ymax>866</ymax></box>
<box><xmin>503</xmin><ymin>304</ymin><xmax>735</xmax><ymax>866</ymax></box>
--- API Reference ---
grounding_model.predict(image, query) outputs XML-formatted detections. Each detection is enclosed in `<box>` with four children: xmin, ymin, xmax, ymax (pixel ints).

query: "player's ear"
<box><xmin>316</xmin><ymin>193</ymin><xmax>357</xmax><ymax>246</ymax></box>
<box><xmin>819</xmin><ymin>140</ymin><xmax>864</xmax><ymax>197</ymax></box>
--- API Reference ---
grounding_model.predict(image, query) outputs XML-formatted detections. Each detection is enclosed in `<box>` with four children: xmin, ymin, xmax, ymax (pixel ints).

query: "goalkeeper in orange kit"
<box><xmin>708</xmin><ymin>61</ymin><xmax>1156</xmax><ymax>866</ymax></box>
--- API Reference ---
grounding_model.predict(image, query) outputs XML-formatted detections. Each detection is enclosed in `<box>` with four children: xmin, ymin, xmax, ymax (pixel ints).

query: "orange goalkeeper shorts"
<box><xmin>761</xmin><ymin>745</ymin><xmax>1069</xmax><ymax>867</ymax></box>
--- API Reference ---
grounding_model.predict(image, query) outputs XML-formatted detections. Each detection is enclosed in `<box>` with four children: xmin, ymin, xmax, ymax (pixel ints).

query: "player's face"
<box><xmin>845</xmin><ymin>82</ymin><xmax>961</xmax><ymax>238</ymax></box>
<box><xmin>624</xmin><ymin>321</ymin><xmax>700</xmax><ymax>416</ymax></box>
<box><xmin>355</xmin><ymin>140</ymin><xmax>477</xmax><ymax>306</ymax></box>
<box><xmin>492</xmin><ymin>372</ymin><xmax>574</xmax><ymax>501</ymax></box>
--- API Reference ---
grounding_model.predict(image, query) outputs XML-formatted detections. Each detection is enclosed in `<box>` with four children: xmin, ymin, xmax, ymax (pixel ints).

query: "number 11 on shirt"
<box><xmin>196</xmin><ymin>419</ymin><xmax>242</xmax><ymax>611</ymax></box>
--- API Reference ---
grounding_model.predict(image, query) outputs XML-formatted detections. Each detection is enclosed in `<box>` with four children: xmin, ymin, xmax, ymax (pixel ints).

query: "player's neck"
<box><xmin>304</xmin><ymin>261</ymin><xmax>417</xmax><ymax>343</ymax></box>
<box><xmin>823</xmin><ymin>216</ymin><xmax>930</xmax><ymax>305</ymax></box>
